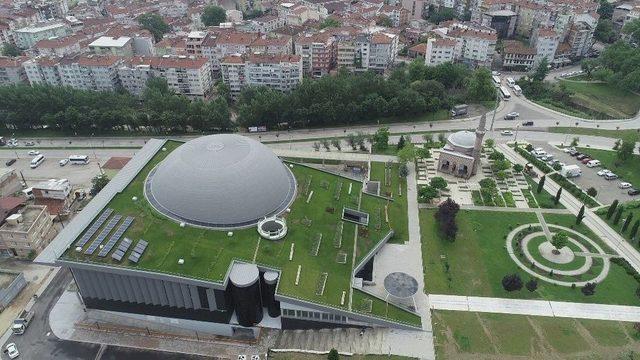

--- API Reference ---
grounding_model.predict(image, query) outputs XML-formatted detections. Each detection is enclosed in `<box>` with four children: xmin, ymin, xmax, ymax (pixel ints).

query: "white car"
<box><xmin>619</xmin><ymin>182</ymin><xmax>633</xmax><ymax>189</ymax></box>
<box><xmin>59</xmin><ymin>159</ymin><xmax>69</xmax><ymax>166</ymax></box>
<box><xmin>563</xmin><ymin>147</ymin><xmax>576</xmax><ymax>153</ymax></box>
<box><xmin>597</xmin><ymin>169</ymin><xmax>611</xmax><ymax>176</ymax></box>
<box><xmin>500</xmin><ymin>130</ymin><xmax>513</xmax><ymax>136</ymax></box>
<box><xmin>5</xmin><ymin>343</ymin><xmax>19</xmax><ymax>359</ymax></box>
<box><xmin>27</xmin><ymin>150</ymin><xmax>40</xmax><ymax>156</ymax></box>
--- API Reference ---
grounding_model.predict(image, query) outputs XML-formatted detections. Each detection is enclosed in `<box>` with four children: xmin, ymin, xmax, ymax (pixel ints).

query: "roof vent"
<box><xmin>75</xmin><ymin>246</ymin><xmax>82</xmax><ymax>252</ymax></box>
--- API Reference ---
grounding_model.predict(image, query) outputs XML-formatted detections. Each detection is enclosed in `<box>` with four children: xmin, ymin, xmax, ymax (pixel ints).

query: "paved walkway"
<box><xmin>419</xmin><ymin>204</ymin><xmax>570</xmax><ymax>214</ymax></box>
<box><xmin>272</xmin><ymin>148</ymin><xmax>397</xmax><ymax>163</ymax></box>
<box><xmin>429</xmin><ymin>294</ymin><xmax>640</xmax><ymax>322</ymax></box>
<box><xmin>535</xmin><ymin>210</ymin><xmax>552</xmax><ymax>240</ymax></box>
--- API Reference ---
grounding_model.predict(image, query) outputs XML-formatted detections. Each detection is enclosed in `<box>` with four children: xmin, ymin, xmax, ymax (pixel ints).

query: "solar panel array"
<box><xmin>128</xmin><ymin>239</ymin><xmax>148</xmax><ymax>263</ymax></box>
<box><xmin>111</xmin><ymin>237</ymin><xmax>133</xmax><ymax>262</ymax></box>
<box><xmin>98</xmin><ymin>216</ymin><xmax>134</xmax><ymax>257</ymax></box>
<box><xmin>75</xmin><ymin>208</ymin><xmax>114</xmax><ymax>247</ymax></box>
<box><xmin>85</xmin><ymin>215</ymin><xmax>122</xmax><ymax>255</ymax></box>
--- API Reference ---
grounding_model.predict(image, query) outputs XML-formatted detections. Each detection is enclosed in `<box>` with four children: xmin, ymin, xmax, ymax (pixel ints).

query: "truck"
<box><xmin>12</xmin><ymin>309</ymin><xmax>34</xmax><ymax>335</ymax></box>
<box><xmin>560</xmin><ymin>164</ymin><xmax>582</xmax><ymax>178</ymax></box>
<box><xmin>450</xmin><ymin>104</ymin><xmax>468</xmax><ymax>117</ymax></box>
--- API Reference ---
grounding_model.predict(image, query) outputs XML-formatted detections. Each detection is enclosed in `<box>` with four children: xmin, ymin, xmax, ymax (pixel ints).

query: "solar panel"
<box><xmin>84</xmin><ymin>215</ymin><xmax>122</xmax><ymax>255</ymax></box>
<box><xmin>111</xmin><ymin>249</ymin><xmax>125</xmax><ymax>261</ymax></box>
<box><xmin>75</xmin><ymin>208</ymin><xmax>114</xmax><ymax>247</ymax></box>
<box><xmin>117</xmin><ymin>237</ymin><xmax>133</xmax><ymax>252</ymax></box>
<box><xmin>97</xmin><ymin>216</ymin><xmax>134</xmax><ymax>257</ymax></box>
<box><xmin>128</xmin><ymin>251</ymin><xmax>140</xmax><ymax>263</ymax></box>
<box><xmin>128</xmin><ymin>239</ymin><xmax>148</xmax><ymax>263</ymax></box>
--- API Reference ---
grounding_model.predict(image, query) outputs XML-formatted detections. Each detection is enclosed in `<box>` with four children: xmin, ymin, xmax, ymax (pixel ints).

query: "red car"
<box><xmin>581</xmin><ymin>158</ymin><xmax>592</xmax><ymax>164</ymax></box>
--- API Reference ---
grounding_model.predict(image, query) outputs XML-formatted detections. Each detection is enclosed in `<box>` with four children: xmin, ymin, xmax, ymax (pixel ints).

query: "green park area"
<box><xmin>559</xmin><ymin>81</ymin><xmax>640</xmax><ymax>119</ymax></box>
<box><xmin>62</xmin><ymin>140</ymin><xmax>415</xmax><ymax>325</ymax></box>
<box><xmin>271</xmin><ymin>353</ymin><xmax>414</xmax><ymax>360</ymax></box>
<box><xmin>596</xmin><ymin>200</ymin><xmax>640</xmax><ymax>244</ymax></box>
<box><xmin>366</xmin><ymin>162</ymin><xmax>409</xmax><ymax>245</ymax></box>
<box><xmin>549</xmin><ymin>127</ymin><xmax>640</xmax><ymax>140</ymax></box>
<box><xmin>524</xmin><ymin>175</ymin><xmax>565</xmax><ymax>209</ymax></box>
<box><xmin>433</xmin><ymin>310</ymin><xmax>640</xmax><ymax>359</ymax></box>
<box><xmin>577</xmin><ymin>147</ymin><xmax>640</xmax><ymax>188</ymax></box>
<box><xmin>420</xmin><ymin>209</ymin><xmax>640</xmax><ymax>305</ymax></box>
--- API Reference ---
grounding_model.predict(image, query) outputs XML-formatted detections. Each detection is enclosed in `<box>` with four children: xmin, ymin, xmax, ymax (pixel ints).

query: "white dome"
<box><xmin>145</xmin><ymin>134</ymin><xmax>296</xmax><ymax>229</ymax></box>
<box><xmin>447</xmin><ymin>131</ymin><xmax>476</xmax><ymax>149</ymax></box>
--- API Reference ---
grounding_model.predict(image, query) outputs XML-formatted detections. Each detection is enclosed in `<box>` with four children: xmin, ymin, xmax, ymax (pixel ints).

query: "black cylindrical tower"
<box><xmin>262</xmin><ymin>271</ymin><xmax>281</xmax><ymax>317</ymax></box>
<box><xmin>229</xmin><ymin>263</ymin><xmax>263</xmax><ymax>327</ymax></box>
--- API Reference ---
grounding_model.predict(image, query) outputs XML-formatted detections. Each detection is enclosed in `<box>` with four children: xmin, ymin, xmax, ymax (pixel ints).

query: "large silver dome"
<box><xmin>145</xmin><ymin>134</ymin><xmax>296</xmax><ymax>229</ymax></box>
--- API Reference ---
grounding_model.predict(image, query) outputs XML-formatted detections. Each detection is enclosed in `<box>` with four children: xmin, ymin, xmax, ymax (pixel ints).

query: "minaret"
<box><xmin>472</xmin><ymin>114</ymin><xmax>487</xmax><ymax>176</ymax></box>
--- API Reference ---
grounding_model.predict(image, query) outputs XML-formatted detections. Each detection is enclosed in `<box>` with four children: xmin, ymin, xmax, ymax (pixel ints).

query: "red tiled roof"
<box><xmin>0</xmin><ymin>56</ymin><xmax>27</xmax><ymax>67</ymax></box>
<box><xmin>151</xmin><ymin>56</ymin><xmax>209</xmax><ymax>69</ymax></box>
<box><xmin>102</xmin><ymin>157</ymin><xmax>131</xmax><ymax>170</ymax></box>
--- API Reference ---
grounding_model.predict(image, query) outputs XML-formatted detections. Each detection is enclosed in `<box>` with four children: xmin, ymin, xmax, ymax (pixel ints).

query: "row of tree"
<box><xmin>237</xmin><ymin>62</ymin><xmax>496</xmax><ymax>129</ymax></box>
<box><xmin>0</xmin><ymin>78</ymin><xmax>232</xmax><ymax>134</ymax></box>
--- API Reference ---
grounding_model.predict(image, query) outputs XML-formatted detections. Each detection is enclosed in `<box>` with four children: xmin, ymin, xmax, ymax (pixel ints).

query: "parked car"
<box><xmin>27</xmin><ymin>150</ymin><xmax>39</xmax><ymax>156</ymax></box>
<box><xmin>563</xmin><ymin>147</ymin><xmax>576</xmax><ymax>153</ymax></box>
<box><xmin>597</xmin><ymin>169</ymin><xmax>611</xmax><ymax>176</ymax></box>
<box><xmin>522</xmin><ymin>121</ymin><xmax>534</xmax><ymax>126</ymax></box>
<box><xmin>24</xmin><ymin>141</ymin><xmax>34</xmax><ymax>146</ymax></box>
<box><xmin>576</xmin><ymin>154</ymin><xmax>589</xmax><ymax>160</ymax></box>
<box><xmin>568</xmin><ymin>150</ymin><xmax>579</xmax><ymax>156</ymax></box>
<box><xmin>605</xmin><ymin>173</ymin><xmax>619</xmax><ymax>180</ymax></box>
<box><xmin>504</xmin><ymin>112</ymin><xmax>520</xmax><ymax>120</ymax></box>
<box><xmin>629</xmin><ymin>188</ymin><xmax>640</xmax><ymax>196</ymax></box>
<box><xmin>59</xmin><ymin>159</ymin><xmax>68</xmax><ymax>167</ymax></box>
<box><xmin>581</xmin><ymin>158</ymin><xmax>592</xmax><ymax>164</ymax></box>
<box><xmin>619</xmin><ymin>182</ymin><xmax>633</xmax><ymax>189</ymax></box>
<box><xmin>492</xmin><ymin>71</ymin><xmax>501</xmax><ymax>76</ymax></box>
<box><xmin>586</xmin><ymin>160</ymin><xmax>601</xmax><ymax>168</ymax></box>
<box><xmin>500</xmin><ymin>130</ymin><xmax>513</xmax><ymax>136</ymax></box>
<box><xmin>5</xmin><ymin>343</ymin><xmax>19</xmax><ymax>359</ymax></box>
<box><xmin>5</xmin><ymin>159</ymin><xmax>16</xmax><ymax>166</ymax></box>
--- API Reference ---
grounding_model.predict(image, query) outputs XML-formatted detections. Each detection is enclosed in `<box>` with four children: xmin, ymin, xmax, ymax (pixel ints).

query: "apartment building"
<box><xmin>568</xmin><ymin>14</ymin><xmax>597</xmax><ymax>58</ymax></box>
<box><xmin>401</xmin><ymin>0</ymin><xmax>426</xmax><ymax>20</ymax></box>
<box><xmin>368</xmin><ymin>32</ymin><xmax>399</xmax><ymax>72</ymax></box>
<box><xmin>425</xmin><ymin>38</ymin><xmax>456</xmax><ymax>65</ymax></box>
<box><xmin>0</xmin><ymin>57</ymin><xmax>28</xmax><ymax>86</ymax></box>
<box><xmin>34</xmin><ymin>35</ymin><xmax>82</xmax><ymax>57</ymax></box>
<box><xmin>502</xmin><ymin>40</ymin><xmax>536</xmax><ymax>69</ymax></box>
<box><xmin>220</xmin><ymin>53</ymin><xmax>302</xmax><ymax>99</ymax></box>
<box><xmin>202</xmin><ymin>31</ymin><xmax>259</xmax><ymax>73</ymax></box>
<box><xmin>89</xmin><ymin>36</ymin><xmax>134</xmax><ymax>57</ymax></box>
<box><xmin>32</xmin><ymin>178</ymin><xmax>72</xmax><ymax>215</ymax></box>
<box><xmin>14</xmin><ymin>22</ymin><xmax>69</xmax><ymax>49</ymax></box>
<box><xmin>57</xmin><ymin>54</ymin><xmax>122</xmax><ymax>91</ymax></box>
<box><xmin>186</xmin><ymin>31</ymin><xmax>209</xmax><ymax>55</ymax></box>
<box><xmin>378</xmin><ymin>5</ymin><xmax>409</xmax><ymax>27</ymax></box>
<box><xmin>249</xmin><ymin>36</ymin><xmax>293</xmax><ymax>55</ymax></box>
<box><xmin>23</xmin><ymin>57</ymin><xmax>62</xmax><ymax>86</ymax></box>
<box><xmin>295</xmin><ymin>32</ymin><xmax>335</xmax><ymax>77</ymax></box>
<box><xmin>0</xmin><ymin>205</ymin><xmax>55</xmax><ymax>259</ymax></box>
<box><xmin>250</xmin><ymin>15</ymin><xmax>286</xmax><ymax>33</ymax></box>
<box><xmin>151</xmin><ymin>56</ymin><xmax>213</xmax><ymax>100</ymax></box>
<box><xmin>531</xmin><ymin>27</ymin><xmax>559</xmax><ymax>65</ymax></box>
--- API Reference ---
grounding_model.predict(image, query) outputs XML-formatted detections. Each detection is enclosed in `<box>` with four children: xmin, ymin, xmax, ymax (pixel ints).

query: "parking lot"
<box><xmin>535</xmin><ymin>143</ymin><xmax>636</xmax><ymax>204</ymax></box>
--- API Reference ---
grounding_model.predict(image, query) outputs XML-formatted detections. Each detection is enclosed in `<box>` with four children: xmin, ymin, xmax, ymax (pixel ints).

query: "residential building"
<box><xmin>531</xmin><ymin>27</ymin><xmax>559</xmax><ymax>65</ymax></box>
<box><xmin>58</xmin><ymin>54</ymin><xmax>122</xmax><ymax>92</ymax></box>
<box><xmin>0</xmin><ymin>169</ymin><xmax>22</xmax><ymax>198</ymax></box>
<box><xmin>401</xmin><ymin>0</ymin><xmax>426</xmax><ymax>20</ymax></box>
<box><xmin>23</xmin><ymin>57</ymin><xmax>62</xmax><ymax>86</ymax></box>
<box><xmin>250</xmin><ymin>15</ymin><xmax>286</xmax><ymax>33</ymax></box>
<box><xmin>295</xmin><ymin>32</ymin><xmax>335</xmax><ymax>77</ymax></box>
<box><xmin>0</xmin><ymin>57</ymin><xmax>28</xmax><ymax>85</ymax></box>
<box><xmin>250</xmin><ymin>36</ymin><xmax>293</xmax><ymax>55</ymax></box>
<box><xmin>368</xmin><ymin>32</ymin><xmax>399</xmax><ymax>72</ymax></box>
<box><xmin>407</xmin><ymin>43</ymin><xmax>427</xmax><ymax>58</ymax></box>
<box><xmin>118</xmin><ymin>57</ymin><xmax>153</xmax><ymax>97</ymax></box>
<box><xmin>378</xmin><ymin>5</ymin><xmax>409</xmax><ymax>27</ymax></box>
<box><xmin>88</xmin><ymin>36</ymin><xmax>134</xmax><ymax>57</ymax></box>
<box><xmin>186</xmin><ymin>31</ymin><xmax>209</xmax><ymax>56</ymax></box>
<box><xmin>14</xmin><ymin>22</ymin><xmax>69</xmax><ymax>49</ymax></box>
<box><xmin>151</xmin><ymin>56</ymin><xmax>213</xmax><ymax>100</ymax></box>
<box><xmin>32</xmin><ymin>178</ymin><xmax>72</xmax><ymax>215</ymax></box>
<box><xmin>202</xmin><ymin>31</ymin><xmax>259</xmax><ymax>73</ymax></box>
<box><xmin>0</xmin><ymin>205</ymin><xmax>56</xmax><ymax>259</ymax></box>
<box><xmin>221</xmin><ymin>53</ymin><xmax>302</xmax><ymax>99</ymax></box>
<box><xmin>502</xmin><ymin>40</ymin><xmax>536</xmax><ymax>69</ymax></box>
<box><xmin>567</xmin><ymin>14</ymin><xmax>597</xmax><ymax>58</ymax></box>
<box><xmin>425</xmin><ymin>38</ymin><xmax>456</xmax><ymax>65</ymax></box>
<box><xmin>34</xmin><ymin>34</ymin><xmax>82</xmax><ymax>57</ymax></box>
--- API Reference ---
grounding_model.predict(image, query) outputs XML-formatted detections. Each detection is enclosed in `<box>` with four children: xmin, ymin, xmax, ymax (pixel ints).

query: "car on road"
<box><xmin>5</xmin><ymin>343</ymin><xmax>19</xmax><ymax>359</ymax></box>
<box><xmin>492</xmin><ymin>71</ymin><xmax>501</xmax><ymax>76</ymax></box>
<box><xmin>629</xmin><ymin>189</ymin><xmax>640</xmax><ymax>196</ymax></box>
<box><xmin>522</xmin><ymin>121</ymin><xmax>534</xmax><ymax>126</ymax></box>
<box><xmin>568</xmin><ymin>150</ymin><xmax>579</xmax><ymax>156</ymax></box>
<box><xmin>59</xmin><ymin>159</ymin><xmax>69</xmax><ymax>166</ymax></box>
<box><xmin>619</xmin><ymin>182</ymin><xmax>633</xmax><ymax>189</ymax></box>
<box><xmin>5</xmin><ymin>159</ymin><xmax>16</xmax><ymax>166</ymax></box>
<box><xmin>500</xmin><ymin>130</ymin><xmax>513</xmax><ymax>136</ymax></box>
<box><xmin>597</xmin><ymin>169</ymin><xmax>611</xmax><ymax>176</ymax></box>
<box><xmin>27</xmin><ymin>150</ymin><xmax>40</xmax><ymax>156</ymax></box>
<box><xmin>24</xmin><ymin>141</ymin><xmax>34</xmax><ymax>146</ymax></box>
<box><xmin>504</xmin><ymin>112</ymin><xmax>520</xmax><ymax>120</ymax></box>
<box><xmin>605</xmin><ymin>173</ymin><xmax>619</xmax><ymax>180</ymax></box>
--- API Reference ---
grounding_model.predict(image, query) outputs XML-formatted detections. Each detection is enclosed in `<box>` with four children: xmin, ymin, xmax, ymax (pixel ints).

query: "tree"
<box><xmin>581</xmin><ymin>282</ymin><xmax>596</xmax><ymax>296</ymax></box>
<box><xmin>419</xmin><ymin>185</ymin><xmax>439</xmax><ymax>202</ymax></box>
<box><xmin>552</xmin><ymin>231</ymin><xmax>569</xmax><ymax>252</ymax></box>
<box><xmin>397</xmin><ymin>135</ymin><xmax>406</xmax><ymax>150</ymax></box>
<box><xmin>532</xmin><ymin>58</ymin><xmax>550</xmax><ymax>82</ymax></box>
<box><xmin>416</xmin><ymin>146</ymin><xmax>431</xmax><ymax>159</ymax></box>
<box><xmin>428</xmin><ymin>7</ymin><xmax>456</xmax><ymax>24</ymax></box>
<box><xmin>397</xmin><ymin>143</ymin><xmax>417</xmax><ymax>164</ymax></box>
<box><xmin>479</xmin><ymin>178</ymin><xmax>497</xmax><ymax>190</ymax></box>
<box><xmin>484</xmin><ymin>138</ymin><xmax>495</xmax><ymax>148</ymax></box>
<box><xmin>537</xmin><ymin>175</ymin><xmax>545</xmax><ymax>194</ymax></box>
<box><xmin>399</xmin><ymin>163</ymin><xmax>409</xmax><ymax>178</ymax></box>
<box><xmin>630</xmin><ymin>220</ymin><xmax>640</xmax><ymax>240</ymax></box>
<box><xmin>594</xmin><ymin>19</ymin><xmax>616</xmax><ymax>43</ymax></box>
<box><xmin>319</xmin><ymin>18</ymin><xmax>341</xmax><ymax>29</ymax></box>
<box><xmin>321</xmin><ymin>139</ymin><xmax>331</xmax><ymax>151</ymax></box>
<box><xmin>372</xmin><ymin>127</ymin><xmax>390</xmax><ymax>151</ymax></box>
<box><xmin>346</xmin><ymin>133</ymin><xmax>357</xmax><ymax>150</ymax></box>
<box><xmin>552</xmin><ymin>162</ymin><xmax>562</xmax><ymax>171</ymax></box>
<box><xmin>493</xmin><ymin>159</ymin><xmax>511</xmax><ymax>172</ymax></box>
<box><xmin>587</xmin><ymin>187</ymin><xmax>598</xmax><ymax>197</ymax></box>
<box><xmin>437</xmin><ymin>133</ymin><xmax>446</xmax><ymax>144</ymax></box>
<box><xmin>90</xmin><ymin>174</ymin><xmax>110</xmax><ymax>196</ymax></box>
<box><xmin>1</xmin><ymin>43</ymin><xmax>21</xmax><ymax>57</ymax></box>
<box><xmin>623</xmin><ymin>18</ymin><xmax>640</xmax><ymax>45</ymax></box>
<box><xmin>613</xmin><ymin>205</ymin><xmax>624</xmax><ymax>225</ymax></box>
<box><xmin>312</xmin><ymin>142</ymin><xmax>320</xmax><ymax>151</ymax></box>
<box><xmin>525</xmin><ymin>278</ymin><xmax>538</xmax><ymax>292</ymax></box>
<box><xmin>513</xmin><ymin>163</ymin><xmax>524</xmax><ymax>173</ymax></box>
<box><xmin>581</xmin><ymin>59</ymin><xmax>598</xmax><ymax>79</ymax></box>
<box><xmin>376</xmin><ymin>14</ymin><xmax>393</xmax><ymax>27</ymax></box>
<box><xmin>201</xmin><ymin>5</ymin><xmax>227</xmax><ymax>26</ymax></box>
<box><xmin>488</xmin><ymin>151</ymin><xmax>505</xmax><ymax>160</ymax></box>
<box><xmin>597</xmin><ymin>0</ymin><xmax>614</xmax><ymax>19</ymax></box>
<box><xmin>554</xmin><ymin>187</ymin><xmax>562</xmax><ymax>205</ymax></box>
<box><xmin>502</xmin><ymin>274</ymin><xmax>523</xmax><ymax>292</ymax></box>
<box><xmin>434</xmin><ymin>198</ymin><xmax>460</xmax><ymax>241</ymax></box>
<box><xmin>577</xmin><ymin>205</ymin><xmax>585</xmax><ymax>225</ymax></box>
<box><xmin>430</xmin><ymin>177</ymin><xmax>448</xmax><ymax>190</ymax></box>
<box><xmin>623</xmin><ymin>213</ymin><xmax>634</xmax><ymax>233</ymax></box>
<box><xmin>468</xmin><ymin>68</ymin><xmax>496</xmax><ymax>101</ymax></box>
<box><xmin>327</xmin><ymin>348</ymin><xmax>340</xmax><ymax>360</ymax></box>
<box><xmin>607</xmin><ymin>200</ymin><xmax>619</xmax><ymax>219</ymax></box>
<box><xmin>570</xmin><ymin>137</ymin><xmax>580</xmax><ymax>147</ymax></box>
<box><xmin>617</xmin><ymin>134</ymin><xmax>638</xmax><ymax>161</ymax></box>
<box><xmin>137</xmin><ymin>13</ymin><xmax>170</xmax><ymax>42</ymax></box>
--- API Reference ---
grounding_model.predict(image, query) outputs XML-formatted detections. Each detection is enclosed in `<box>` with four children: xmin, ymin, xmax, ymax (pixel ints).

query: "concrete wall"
<box><xmin>0</xmin><ymin>271</ymin><xmax>26</xmax><ymax>309</ymax></box>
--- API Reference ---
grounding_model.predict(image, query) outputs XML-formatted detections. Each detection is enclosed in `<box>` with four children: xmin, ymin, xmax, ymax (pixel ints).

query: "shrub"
<box><xmin>328</xmin><ymin>349</ymin><xmax>340</xmax><ymax>360</ymax></box>
<box><xmin>502</xmin><ymin>273</ymin><xmax>523</xmax><ymax>291</ymax></box>
<box><xmin>526</xmin><ymin>278</ymin><xmax>538</xmax><ymax>292</ymax></box>
<box><xmin>587</xmin><ymin>187</ymin><xmax>598</xmax><ymax>197</ymax></box>
<box><xmin>581</xmin><ymin>282</ymin><xmax>596</xmax><ymax>296</ymax></box>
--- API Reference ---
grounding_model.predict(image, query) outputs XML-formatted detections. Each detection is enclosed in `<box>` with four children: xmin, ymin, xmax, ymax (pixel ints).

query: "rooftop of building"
<box><xmin>0</xmin><ymin>271</ymin><xmax>18</xmax><ymax>290</ymax></box>
<box><xmin>503</xmin><ymin>40</ymin><xmax>537</xmax><ymax>55</ymax></box>
<box><xmin>0</xmin><ymin>205</ymin><xmax>46</xmax><ymax>233</ymax></box>
<box><xmin>16</xmin><ymin>21</ymin><xmax>66</xmax><ymax>33</ymax></box>
<box><xmin>0</xmin><ymin>56</ymin><xmax>27</xmax><ymax>67</ymax></box>
<box><xmin>88</xmin><ymin>36</ymin><xmax>132</xmax><ymax>48</ymax></box>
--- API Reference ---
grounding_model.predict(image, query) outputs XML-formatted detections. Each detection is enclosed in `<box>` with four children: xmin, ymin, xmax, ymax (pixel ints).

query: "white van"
<box><xmin>22</xmin><ymin>188</ymin><xmax>34</xmax><ymax>199</ymax></box>
<box><xmin>506</xmin><ymin>77</ymin><xmax>516</xmax><ymax>88</ymax></box>
<box><xmin>30</xmin><ymin>154</ymin><xmax>45</xmax><ymax>169</ymax></box>
<box><xmin>586</xmin><ymin>160</ymin><xmax>601</xmax><ymax>168</ymax></box>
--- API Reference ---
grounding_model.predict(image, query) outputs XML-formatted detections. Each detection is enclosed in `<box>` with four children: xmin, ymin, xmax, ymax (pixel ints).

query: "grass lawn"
<box><xmin>560</xmin><ymin>80</ymin><xmax>640</xmax><ymax>119</ymax></box>
<box><xmin>548</xmin><ymin>127</ymin><xmax>640</xmax><ymax>139</ymax></box>
<box><xmin>595</xmin><ymin>200</ymin><xmax>640</xmax><ymax>244</ymax></box>
<box><xmin>525</xmin><ymin>175</ymin><xmax>565</xmax><ymax>209</ymax></box>
<box><xmin>367</xmin><ymin>162</ymin><xmax>409</xmax><ymax>245</ymax></box>
<box><xmin>433</xmin><ymin>310</ymin><xmax>640</xmax><ymax>359</ymax></box>
<box><xmin>526</xmin><ymin>235</ymin><xmax>587</xmax><ymax>271</ymax></box>
<box><xmin>271</xmin><ymin>354</ymin><xmax>415</xmax><ymax>360</ymax></box>
<box><xmin>62</xmin><ymin>140</ymin><xmax>413</xmax><ymax>325</ymax></box>
<box><xmin>421</xmin><ymin>209</ymin><xmax>640</xmax><ymax>305</ymax></box>
<box><xmin>351</xmin><ymin>289</ymin><xmax>421</xmax><ymax>328</ymax></box>
<box><xmin>577</xmin><ymin>147</ymin><xmax>640</xmax><ymax>188</ymax></box>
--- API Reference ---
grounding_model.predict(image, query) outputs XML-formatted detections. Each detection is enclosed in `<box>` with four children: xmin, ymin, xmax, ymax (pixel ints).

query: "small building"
<box><xmin>0</xmin><ymin>168</ymin><xmax>22</xmax><ymax>197</ymax></box>
<box><xmin>32</xmin><ymin>179</ymin><xmax>72</xmax><ymax>215</ymax></box>
<box><xmin>407</xmin><ymin>43</ymin><xmax>426</xmax><ymax>58</ymax></box>
<box><xmin>88</xmin><ymin>36</ymin><xmax>134</xmax><ymax>57</ymax></box>
<box><xmin>0</xmin><ymin>270</ymin><xmax>27</xmax><ymax>310</ymax></box>
<box><xmin>0</xmin><ymin>197</ymin><xmax>26</xmax><ymax>225</ymax></box>
<box><xmin>502</xmin><ymin>40</ymin><xmax>536</xmax><ymax>70</ymax></box>
<box><xmin>0</xmin><ymin>205</ymin><xmax>56</xmax><ymax>258</ymax></box>
<box><xmin>437</xmin><ymin>115</ymin><xmax>486</xmax><ymax>179</ymax></box>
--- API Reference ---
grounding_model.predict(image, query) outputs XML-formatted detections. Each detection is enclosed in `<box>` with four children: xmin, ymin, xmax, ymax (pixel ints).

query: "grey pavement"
<box><xmin>535</xmin><ymin>210</ymin><xmax>552</xmax><ymax>240</ymax></box>
<box><xmin>419</xmin><ymin>204</ymin><xmax>571</xmax><ymax>213</ymax></box>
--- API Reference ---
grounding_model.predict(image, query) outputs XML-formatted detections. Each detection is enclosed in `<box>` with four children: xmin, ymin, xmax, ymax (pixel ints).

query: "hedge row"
<box><xmin>611</xmin><ymin>257</ymin><xmax>640</xmax><ymax>284</ymax></box>
<box><xmin>515</xmin><ymin>147</ymin><xmax>552</xmax><ymax>173</ymax></box>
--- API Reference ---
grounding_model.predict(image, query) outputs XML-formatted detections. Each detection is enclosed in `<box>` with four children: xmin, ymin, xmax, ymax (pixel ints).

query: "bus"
<box><xmin>30</xmin><ymin>154</ymin><xmax>45</xmax><ymax>169</ymax></box>
<box><xmin>506</xmin><ymin>77</ymin><xmax>516</xmax><ymax>88</ymax></box>
<box><xmin>69</xmin><ymin>155</ymin><xmax>90</xmax><ymax>165</ymax></box>
<box><xmin>499</xmin><ymin>86</ymin><xmax>511</xmax><ymax>100</ymax></box>
<box><xmin>513</xmin><ymin>84</ymin><xmax>522</xmax><ymax>96</ymax></box>
<box><xmin>492</xmin><ymin>75</ymin><xmax>501</xmax><ymax>86</ymax></box>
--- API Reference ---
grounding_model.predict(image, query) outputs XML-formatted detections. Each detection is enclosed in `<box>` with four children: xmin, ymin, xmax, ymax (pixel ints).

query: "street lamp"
<box><xmin>514</xmin><ymin>125</ymin><xmax>521</xmax><ymax>142</ymax></box>
<box><xmin>489</xmin><ymin>87</ymin><xmax>499</xmax><ymax>131</ymax></box>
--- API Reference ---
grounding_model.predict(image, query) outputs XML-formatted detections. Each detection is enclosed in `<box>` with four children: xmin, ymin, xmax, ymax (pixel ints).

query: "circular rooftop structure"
<box><xmin>145</xmin><ymin>134</ymin><xmax>296</xmax><ymax>229</ymax></box>
<box><xmin>447</xmin><ymin>131</ymin><xmax>476</xmax><ymax>149</ymax></box>
<box><xmin>384</xmin><ymin>272</ymin><xmax>419</xmax><ymax>298</ymax></box>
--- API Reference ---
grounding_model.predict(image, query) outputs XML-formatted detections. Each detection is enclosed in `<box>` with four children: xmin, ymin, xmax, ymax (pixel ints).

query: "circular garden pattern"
<box><xmin>506</xmin><ymin>224</ymin><xmax>610</xmax><ymax>287</ymax></box>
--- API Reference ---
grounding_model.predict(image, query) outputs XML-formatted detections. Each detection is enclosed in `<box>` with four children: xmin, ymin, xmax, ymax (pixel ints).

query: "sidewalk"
<box><xmin>429</xmin><ymin>294</ymin><xmax>640</xmax><ymax>322</ymax></box>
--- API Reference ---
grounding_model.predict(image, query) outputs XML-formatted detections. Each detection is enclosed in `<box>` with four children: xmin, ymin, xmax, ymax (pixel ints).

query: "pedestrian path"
<box><xmin>429</xmin><ymin>294</ymin><xmax>640</xmax><ymax>322</ymax></box>
<box><xmin>418</xmin><ymin>204</ymin><xmax>570</xmax><ymax>214</ymax></box>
